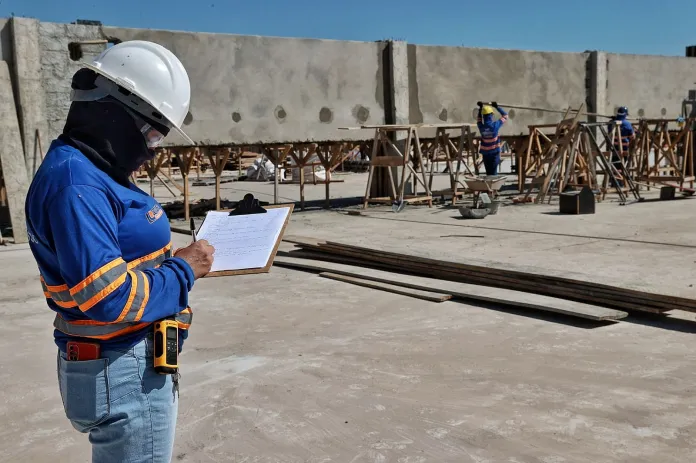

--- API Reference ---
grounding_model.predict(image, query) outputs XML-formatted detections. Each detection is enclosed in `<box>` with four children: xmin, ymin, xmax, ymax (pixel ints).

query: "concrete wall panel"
<box><xmin>408</xmin><ymin>45</ymin><xmax>589</xmax><ymax>135</ymax></box>
<box><xmin>0</xmin><ymin>19</ymin><xmax>12</xmax><ymax>62</ymax></box>
<box><xmin>100</xmin><ymin>27</ymin><xmax>386</xmax><ymax>145</ymax></box>
<box><xmin>12</xmin><ymin>18</ymin><xmax>51</xmax><ymax>175</ymax></box>
<box><xmin>0</xmin><ymin>61</ymin><xmax>29</xmax><ymax>243</ymax></box>
<box><xmin>37</xmin><ymin>22</ymin><xmax>105</xmax><ymax>143</ymax></box>
<box><xmin>605</xmin><ymin>53</ymin><xmax>696</xmax><ymax>119</ymax></box>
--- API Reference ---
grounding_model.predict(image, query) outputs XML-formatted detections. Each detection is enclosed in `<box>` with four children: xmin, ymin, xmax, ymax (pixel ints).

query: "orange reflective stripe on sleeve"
<box><xmin>70</xmin><ymin>258</ymin><xmax>127</xmax><ymax>312</ymax></box>
<box><xmin>40</xmin><ymin>276</ymin><xmax>78</xmax><ymax>308</ymax></box>
<box><xmin>115</xmin><ymin>271</ymin><xmax>139</xmax><ymax>323</ymax></box>
<box><xmin>127</xmin><ymin>243</ymin><xmax>172</xmax><ymax>272</ymax></box>
<box><xmin>131</xmin><ymin>271</ymin><xmax>150</xmax><ymax>322</ymax></box>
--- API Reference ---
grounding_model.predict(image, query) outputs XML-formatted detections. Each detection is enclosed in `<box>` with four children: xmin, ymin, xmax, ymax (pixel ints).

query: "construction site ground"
<box><xmin>2</xmin><ymin>172</ymin><xmax>695</xmax><ymax>462</ymax></box>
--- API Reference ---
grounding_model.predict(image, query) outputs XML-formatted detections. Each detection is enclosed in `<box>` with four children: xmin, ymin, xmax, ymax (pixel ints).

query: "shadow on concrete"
<box><xmin>452</xmin><ymin>215</ymin><xmax>488</xmax><ymax>222</ymax></box>
<box><xmin>280</xmin><ymin>196</ymin><xmax>365</xmax><ymax>213</ymax></box>
<box><xmin>540</xmin><ymin>211</ymin><xmax>565</xmax><ymax>216</ymax></box>
<box><xmin>456</xmin><ymin>298</ymin><xmax>617</xmax><ymax>329</ymax></box>
<box><xmin>620</xmin><ymin>312</ymin><xmax>696</xmax><ymax>334</ymax></box>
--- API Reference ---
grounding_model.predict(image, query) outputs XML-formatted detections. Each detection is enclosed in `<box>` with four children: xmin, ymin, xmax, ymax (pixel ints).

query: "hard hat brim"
<box><xmin>81</xmin><ymin>62</ymin><xmax>196</xmax><ymax>146</ymax></box>
<box><xmin>172</xmin><ymin>126</ymin><xmax>196</xmax><ymax>146</ymax></box>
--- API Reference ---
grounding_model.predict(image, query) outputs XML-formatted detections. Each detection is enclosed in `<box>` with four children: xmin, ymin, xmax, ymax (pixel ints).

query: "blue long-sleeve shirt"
<box><xmin>608</xmin><ymin>116</ymin><xmax>634</xmax><ymax>153</ymax></box>
<box><xmin>477</xmin><ymin>106</ymin><xmax>508</xmax><ymax>156</ymax></box>
<box><xmin>25</xmin><ymin>139</ymin><xmax>195</xmax><ymax>352</ymax></box>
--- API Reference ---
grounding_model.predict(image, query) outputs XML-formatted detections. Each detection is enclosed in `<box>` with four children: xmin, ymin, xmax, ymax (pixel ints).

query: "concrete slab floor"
<box><xmin>1</xmin><ymin>194</ymin><xmax>696</xmax><ymax>462</ymax></box>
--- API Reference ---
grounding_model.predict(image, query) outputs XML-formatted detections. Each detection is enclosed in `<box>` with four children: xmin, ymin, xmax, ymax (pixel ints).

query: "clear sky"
<box><xmin>2</xmin><ymin>0</ymin><xmax>695</xmax><ymax>56</ymax></box>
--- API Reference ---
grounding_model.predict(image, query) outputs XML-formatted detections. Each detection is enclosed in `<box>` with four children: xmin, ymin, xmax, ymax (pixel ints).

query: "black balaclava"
<box><xmin>58</xmin><ymin>68</ymin><xmax>168</xmax><ymax>186</ymax></box>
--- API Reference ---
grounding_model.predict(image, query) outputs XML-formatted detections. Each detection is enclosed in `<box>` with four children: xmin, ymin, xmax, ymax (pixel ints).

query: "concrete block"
<box><xmin>0</xmin><ymin>61</ymin><xmax>30</xmax><ymax>243</ymax></box>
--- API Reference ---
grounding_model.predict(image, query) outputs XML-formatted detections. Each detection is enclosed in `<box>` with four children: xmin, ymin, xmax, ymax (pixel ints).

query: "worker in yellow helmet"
<box><xmin>476</xmin><ymin>101</ymin><xmax>508</xmax><ymax>175</ymax></box>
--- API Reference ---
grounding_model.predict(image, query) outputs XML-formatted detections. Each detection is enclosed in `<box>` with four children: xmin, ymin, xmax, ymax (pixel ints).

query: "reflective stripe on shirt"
<box><xmin>41</xmin><ymin>277</ymin><xmax>77</xmax><ymax>308</ymax></box>
<box><xmin>42</xmin><ymin>242</ymin><xmax>191</xmax><ymax>339</ymax></box>
<box><xmin>70</xmin><ymin>258</ymin><xmax>128</xmax><ymax>311</ymax></box>
<box><xmin>52</xmin><ymin>307</ymin><xmax>192</xmax><ymax>340</ymax></box>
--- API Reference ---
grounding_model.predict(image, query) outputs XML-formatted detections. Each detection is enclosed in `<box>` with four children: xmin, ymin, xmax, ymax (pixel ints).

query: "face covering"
<box><xmin>59</xmin><ymin>68</ymin><xmax>170</xmax><ymax>186</ymax></box>
<box><xmin>58</xmin><ymin>98</ymin><xmax>156</xmax><ymax>186</ymax></box>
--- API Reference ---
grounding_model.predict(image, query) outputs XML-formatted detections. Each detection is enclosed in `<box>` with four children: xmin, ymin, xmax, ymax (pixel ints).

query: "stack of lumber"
<box><xmin>275</xmin><ymin>254</ymin><xmax>627</xmax><ymax>321</ymax></box>
<box><xmin>280</xmin><ymin>237</ymin><xmax>696</xmax><ymax>316</ymax></box>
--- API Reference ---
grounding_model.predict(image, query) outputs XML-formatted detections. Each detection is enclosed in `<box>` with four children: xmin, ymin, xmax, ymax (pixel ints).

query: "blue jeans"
<box><xmin>57</xmin><ymin>336</ymin><xmax>178</xmax><ymax>462</ymax></box>
<box><xmin>482</xmin><ymin>153</ymin><xmax>500</xmax><ymax>175</ymax></box>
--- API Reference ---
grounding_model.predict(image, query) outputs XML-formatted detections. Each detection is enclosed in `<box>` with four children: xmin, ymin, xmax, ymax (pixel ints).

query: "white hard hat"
<box><xmin>71</xmin><ymin>40</ymin><xmax>194</xmax><ymax>145</ymax></box>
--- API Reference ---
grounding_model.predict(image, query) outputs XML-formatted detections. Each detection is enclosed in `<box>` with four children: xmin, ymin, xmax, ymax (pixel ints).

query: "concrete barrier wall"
<box><xmin>604</xmin><ymin>53</ymin><xmax>696</xmax><ymax>119</ymax></box>
<box><xmin>63</xmin><ymin>26</ymin><xmax>388</xmax><ymax>145</ymax></box>
<box><xmin>6</xmin><ymin>17</ymin><xmax>696</xmax><ymax>163</ymax></box>
<box><xmin>408</xmin><ymin>45</ymin><xmax>590</xmax><ymax>135</ymax></box>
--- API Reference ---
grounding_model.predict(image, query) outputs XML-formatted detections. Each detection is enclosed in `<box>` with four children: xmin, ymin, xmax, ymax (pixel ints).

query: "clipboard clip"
<box><xmin>228</xmin><ymin>193</ymin><xmax>267</xmax><ymax>216</ymax></box>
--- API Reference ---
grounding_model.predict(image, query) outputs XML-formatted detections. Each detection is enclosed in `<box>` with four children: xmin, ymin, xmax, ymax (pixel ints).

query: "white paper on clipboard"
<box><xmin>195</xmin><ymin>207</ymin><xmax>291</xmax><ymax>272</ymax></box>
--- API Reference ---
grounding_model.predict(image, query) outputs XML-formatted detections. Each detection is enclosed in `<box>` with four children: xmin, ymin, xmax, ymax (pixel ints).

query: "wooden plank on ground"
<box><xmin>319</xmin><ymin>272</ymin><xmax>452</xmax><ymax>302</ymax></box>
<box><xmin>315</xmin><ymin>242</ymin><xmax>682</xmax><ymax>312</ymax></box>
<box><xmin>274</xmin><ymin>256</ymin><xmax>628</xmax><ymax>321</ymax></box>
<box><xmin>281</xmin><ymin>237</ymin><xmax>683</xmax><ymax>313</ymax></box>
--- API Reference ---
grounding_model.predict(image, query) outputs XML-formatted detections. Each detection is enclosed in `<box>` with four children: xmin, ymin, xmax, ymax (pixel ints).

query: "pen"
<box><xmin>190</xmin><ymin>218</ymin><xmax>197</xmax><ymax>242</ymax></box>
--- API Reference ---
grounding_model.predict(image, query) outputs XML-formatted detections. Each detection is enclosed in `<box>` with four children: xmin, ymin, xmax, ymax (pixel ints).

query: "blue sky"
<box><xmin>2</xmin><ymin>0</ymin><xmax>695</xmax><ymax>56</ymax></box>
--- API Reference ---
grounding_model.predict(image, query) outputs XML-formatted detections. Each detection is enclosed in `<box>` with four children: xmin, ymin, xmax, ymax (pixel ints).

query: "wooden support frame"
<box><xmin>522</xmin><ymin>112</ymin><xmax>641</xmax><ymax>205</ymax></box>
<box><xmin>423</xmin><ymin>125</ymin><xmax>477</xmax><ymax>204</ymax></box>
<box><xmin>632</xmin><ymin>118</ymin><xmax>695</xmax><ymax>189</ymax></box>
<box><xmin>288</xmin><ymin>143</ymin><xmax>321</xmax><ymax>211</ymax></box>
<box><xmin>143</xmin><ymin>151</ymin><xmax>167</xmax><ymax>198</ymax></box>
<box><xmin>262</xmin><ymin>144</ymin><xmax>293</xmax><ymax>204</ymax></box>
<box><xmin>152</xmin><ymin>147</ymin><xmax>185</xmax><ymax>194</ymax></box>
<box><xmin>315</xmin><ymin>142</ymin><xmax>355</xmax><ymax>209</ymax></box>
<box><xmin>206</xmin><ymin>147</ymin><xmax>231</xmax><ymax>210</ymax></box>
<box><xmin>518</xmin><ymin>124</ymin><xmax>556</xmax><ymax>191</ymax></box>
<box><xmin>362</xmin><ymin>125</ymin><xmax>433</xmax><ymax>208</ymax></box>
<box><xmin>523</xmin><ymin>105</ymin><xmax>585</xmax><ymax>203</ymax></box>
<box><xmin>173</xmin><ymin>148</ymin><xmax>197</xmax><ymax>222</ymax></box>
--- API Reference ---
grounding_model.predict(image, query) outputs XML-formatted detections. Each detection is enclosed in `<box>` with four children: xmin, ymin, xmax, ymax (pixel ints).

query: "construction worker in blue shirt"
<box><xmin>25</xmin><ymin>41</ymin><xmax>215</xmax><ymax>462</ymax></box>
<box><xmin>476</xmin><ymin>101</ymin><xmax>509</xmax><ymax>175</ymax></box>
<box><xmin>607</xmin><ymin>106</ymin><xmax>635</xmax><ymax>186</ymax></box>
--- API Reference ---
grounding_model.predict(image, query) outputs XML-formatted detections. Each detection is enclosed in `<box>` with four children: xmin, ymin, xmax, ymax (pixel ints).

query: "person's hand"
<box><xmin>174</xmin><ymin>240</ymin><xmax>215</xmax><ymax>279</ymax></box>
<box><xmin>476</xmin><ymin>101</ymin><xmax>483</xmax><ymax>107</ymax></box>
<box><xmin>491</xmin><ymin>101</ymin><xmax>498</xmax><ymax>108</ymax></box>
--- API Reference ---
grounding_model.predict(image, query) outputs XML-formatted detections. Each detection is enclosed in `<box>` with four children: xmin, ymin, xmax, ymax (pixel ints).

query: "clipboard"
<box><xmin>195</xmin><ymin>194</ymin><xmax>294</xmax><ymax>277</ymax></box>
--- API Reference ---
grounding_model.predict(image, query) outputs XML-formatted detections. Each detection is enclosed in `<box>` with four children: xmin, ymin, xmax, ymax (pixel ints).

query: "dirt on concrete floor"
<box><xmin>1</xmin><ymin>195</ymin><xmax>695</xmax><ymax>462</ymax></box>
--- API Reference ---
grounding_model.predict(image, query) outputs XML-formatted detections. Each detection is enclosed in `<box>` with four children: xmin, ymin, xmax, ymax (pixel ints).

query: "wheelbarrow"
<box><xmin>462</xmin><ymin>175</ymin><xmax>507</xmax><ymax>208</ymax></box>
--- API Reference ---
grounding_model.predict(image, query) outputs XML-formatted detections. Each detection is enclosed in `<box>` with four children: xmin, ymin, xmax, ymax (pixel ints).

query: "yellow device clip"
<box><xmin>154</xmin><ymin>319</ymin><xmax>179</xmax><ymax>374</ymax></box>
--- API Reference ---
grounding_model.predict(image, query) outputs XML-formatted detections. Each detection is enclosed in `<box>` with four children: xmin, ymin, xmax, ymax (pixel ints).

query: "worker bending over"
<box><xmin>608</xmin><ymin>106</ymin><xmax>635</xmax><ymax>186</ymax></box>
<box><xmin>476</xmin><ymin>101</ymin><xmax>508</xmax><ymax>175</ymax></box>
